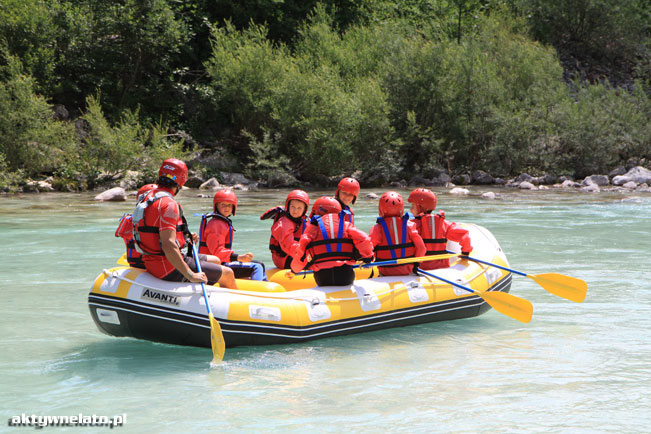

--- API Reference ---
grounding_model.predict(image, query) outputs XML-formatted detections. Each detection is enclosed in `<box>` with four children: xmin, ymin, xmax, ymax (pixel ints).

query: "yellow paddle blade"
<box><xmin>479</xmin><ymin>290</ymin><xmax>533</xmax><ymax>323</ymax></box>
<box><xmin>116</xmin><ymin>253</ymin><xmax>129</xmax><ymax>266</ymax></box>
<box><xmin>209</xmin><ymin>313</ymin><xmax>225</xmax><ymax>364</ymax></box>
<box><xmin>529</xmin><ymin>273</ymin><xmax>587</xmax><ymax>303</ymax></box>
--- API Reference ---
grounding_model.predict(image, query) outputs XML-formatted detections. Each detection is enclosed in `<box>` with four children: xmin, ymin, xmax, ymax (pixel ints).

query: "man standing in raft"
<box><xmin>132</xmin><ymin>158</ymin><xmax>237</xmax><ymax>288</ymax></box>
<box><xmin>291</xmin><ymin>196</ymin><xmax>373</xmax><ymax>286</ymax></box>
<box><xmin>260</xmin><ymin>190</ymin><xmax>310</xmax><ymax>269</ymax></box>
<box><xmin>115</xmin><ymin>183</ymin><xmax>157</xmax><ymax>269</ymax></box>
<box><xmin>370</xmin><ymin>191</ymin><xmax>426</xmax><ymax>276</ymax></box>
<box><xmin>335</xmin><ymin>177</ymin><xmax>360</xmax><ymax>224</ymax></box>
<box><xmin>407</xmin><ymin>188</ymin><xmax>473</xmax><ymax>270</ymax></box>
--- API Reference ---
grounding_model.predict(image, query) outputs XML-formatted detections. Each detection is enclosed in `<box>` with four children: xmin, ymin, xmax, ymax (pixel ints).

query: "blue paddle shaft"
<box><xmin>191</xmin><ymin>243</ymin><xmax>213</xmax><ymax>316</ymax></box>
<box><xmin>417</xmin><ymin>268</ymin><xmax>475</xmax><ymax>294</ymax></box>
<box><xmin>450</xmin><ymin>251</ymin><xmax>526</xmax><ymax>277</ymax></box>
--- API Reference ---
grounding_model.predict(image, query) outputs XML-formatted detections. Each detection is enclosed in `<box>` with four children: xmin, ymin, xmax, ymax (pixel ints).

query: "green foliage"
<box><xmin>0</xmin><ymin>51</ymin><xmax>76</xmax><ymax>177</ymax></box>
<box><xmin>519</xmin><ymin>0</ymin><xmax>649</xmax><ymax>68</ymax></box>
<box><xmin>60</xmin><ymin>95</ymin><xmax>189</xmax><ymax>189</ymax></box>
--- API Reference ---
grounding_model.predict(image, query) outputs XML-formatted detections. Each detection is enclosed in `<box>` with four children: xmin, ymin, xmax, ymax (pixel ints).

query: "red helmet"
<box><xmin>158</xmin><ymin>158</ymin><xmax>188</xmax><ymax>188</ymax></box>
<box><xmin>408</xmin><ymin>188</ymin><xmax>437</xmax><ymax>212</ymax></box>
<box><xmin>310</xmin><ymin>196</ymin><xmax>342</xmax><ymax>217</ymax></box>
<box><xmin>137</xmin><ymin>183</ymin><xmax>157</xmax><ymax>198</ymax></box>
<box><xmin>285</xmin><ymin>190</ymin><xmax>309</xmax><ymax>216</ymax></box>
<box><xmin>379</xmin><ymin>191</ymin><xmax>404</xmax><ymax>217</ymax></box>
<box><xmin>336</xmin><ymin>177</ymin><xmax>360</xmax><ymax>204</ymax></box>
<box><xmin>213</xmin><ymin>189</ymin><xmax>238</xmax><ymax>215</ymax></box>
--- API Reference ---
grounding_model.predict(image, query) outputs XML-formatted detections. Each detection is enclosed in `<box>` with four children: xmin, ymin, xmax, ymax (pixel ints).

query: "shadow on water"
<box><xmin>53</xmin><ymin>313</ymin><xmax>507</xmax><ymax>380</ymax></box>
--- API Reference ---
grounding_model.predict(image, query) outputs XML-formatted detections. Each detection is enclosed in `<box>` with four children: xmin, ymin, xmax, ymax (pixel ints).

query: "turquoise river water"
<box><xmin>1</xmin><ymin>188</ymin><xmax>650</xmax><ymax>433</ymax></box>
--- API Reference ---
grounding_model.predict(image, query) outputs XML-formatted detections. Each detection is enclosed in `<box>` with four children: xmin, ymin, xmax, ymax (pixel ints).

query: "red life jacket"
<box><xmin>262</xmin><ymin>207</ymin><xmax>307</xmax><ymax>265</ymax></box>
<box><xmin>416</xmin><ymin>211</ymin><xmax>449</xmax><ymax>269</ymax></box>
<box><xmin>132</xmin><ymin>191</ymin><xmax>190</xmax><ymax>256</ymax></box>
<box><xmin>304</xmin><ymin>214</ymin><xmax>357</xmax><ymax>268</ymax></box>
<box><xmin>115</xmin><ymin>213</ymin><xmax>145</xmax><ymax>268</ymax></box>
<box><xmin>373</xmin><ymin>215</ymin><xmax>416</xmax><ymax>264</ymax></box>
<box><xmin>198</xmin><ymin>212</ymin><xmax>233</xmax><ymax>255</ymax></box>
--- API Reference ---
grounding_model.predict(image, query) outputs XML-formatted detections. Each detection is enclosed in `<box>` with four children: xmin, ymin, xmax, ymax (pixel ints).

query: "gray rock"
<box><xmin>582</xmin><ymin>175</ymin><xmax>609</xmax><ymax>186</ymax></box>
<box><xmin>636</xmin><ymin>183</ymin><xmax>651</xmax><ymax>192</ymax></box>
<box><xmin>558</xmin><ymin>175</ymin><xmax>574</xmax><ymax>183</ymax></box>
<box><xmin>519</xmin><ymin>181</ymin><xmax>536</xmax><ymax>190</ymax></box>
<box><xmin>23</xmin><ymin>180</ymin><xmax>55</xmax><ymax>193</ymax></box>
<box><xmin>611</xmin><ymin>166</ymin><xmax>651</xmax><ymax>186</ymax></box>
<box><xmin>231</xmin><ymin>183</ymin><xmax>248</xmax><ymax>191</ymax></box>
<box><xmin>609</xmin><ymin>166</ymin><xmax>627</xmax><ymax>177</ymax></box>
<box><xmin>515</xmin><ymin>173</ymin><xmax>536</xmax><ymax>184</ymax></box>
<box><xmin>452</xmin><ymin>174</ymin><xmax>471</xmax><ymax>185</ymax></box>
<box><xmin>366</xmin><ymin>193</ymin><xmax>380</xmax><ymax>200</ymax></box>
<box><xmin>580</xmin><ymin>184</ymin><xmax>600</xmax><ymax>193</ymax></box>
<box><xmin>200</xmin><ymin>178</ymin><xmax>221</xmax><ymax>190</ymax></box>
<box><xmin>389</xmin><ymin>181</ymin><xmax>407</xmax><ymax>189</ymax></box>
<box><xmin>221</xmin><ymin>172</ymin><xmax>253</xmax><ymax>185</ymax></box>
<box><xmin>481</xmin><ymin>192</ymin><xmax>497</xmax><ymax>199</ymax></box>
<box><xmin>185</xmin><ymin>176</ymin><xmax>205</xmax><ymax>189</ymax></box>
<box><xmin>409</xmin><ymin>175</ymin><xmax>434</xmax><ymax>186</ymax></box>
<box><xmin>472</xmin><ymin>170</ymin><xmax>494</xmax><ymax>185</ymax></box>
<box><xmin>536</xmin><ymin>174</ymin><xmax>556</xmax><ymax>185</ymax></box>
<box><xmin>94</xmin><ymin>187</ymin><xmax>127</xmax><ymax>201</ymax></box>
<box><xmin>52</xmin><ymin>104</ymin><xmax>69</xmax><ymax>121</ymax></box>
<box><xmin>561</xmin><ymin>180</ymin><xmax>580</xmax><ymax>188</ymax></box>
<box><xmin>449</xmin><ymin>187</ymin><xmax>470</xmax><ymax>195</ymax></box>
<box><xmin>622</xmin><ymin>181</ymin><xmax>638</xmax><ymax>189</ymax></box>
<box><xmin>494</xmin><ymin>178</ymin><xmax>506</xmax><ymax>185</ymax></box>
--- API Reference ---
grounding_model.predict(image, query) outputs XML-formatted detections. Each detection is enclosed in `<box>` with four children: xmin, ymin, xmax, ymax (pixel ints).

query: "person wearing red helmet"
<box><xmin>291</xmin><ymin>196</ymin><xmax>373</xmax><ymax>286</ymax></box>
<box><xmin>370</xmin><ymin>191</ymin><xmax>426</xmax><ymax>276</ymax></box>
<box><xmin>335</xmin><ymin>177</ymin><xmax>360</xmax><ymax>224</ymax></box>
<box><xmin>132</xmin><ymin>159</ymin><xmax>236</xmax><ymax>288</ymax></box>
<box><xmin>407</xmin><ymin>188</ymin><xmax>473</xmax><ymax>270</ymax></box>
<box><xmin>115</xmin><ymin>183</ymin><xmax>158</xmax><ymax>269</ymax></box>
<box><xmin>260</xmin><ymin>190</ymin><xmax>310</xmax><ymax>268</ymax></box>
<box><xmin>199</xmin><ymin>189</ymin><xmax>267</xmax><ymax>280</ymax></box>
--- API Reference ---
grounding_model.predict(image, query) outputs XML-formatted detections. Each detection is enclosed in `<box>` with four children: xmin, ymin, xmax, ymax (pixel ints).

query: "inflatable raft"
<box><xmin>88</xmin><ymin>223</ymin><xmax>512</xmax><ymax>348</ymax></box>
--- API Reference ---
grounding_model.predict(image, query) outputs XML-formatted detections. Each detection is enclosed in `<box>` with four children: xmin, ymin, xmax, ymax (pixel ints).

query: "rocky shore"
<box><xmin>6</xmin><ymin>165</ymin><xmax>651</xmax><ymax>200</ymax></box>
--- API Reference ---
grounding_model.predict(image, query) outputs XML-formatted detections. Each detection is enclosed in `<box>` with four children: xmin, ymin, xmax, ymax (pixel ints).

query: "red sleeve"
<box><xmin>290</xmin><ymin>225</ymin><xmax>317</xmax><ymax>273</ymax></box>
<box><xmin>345</xmin><ymin>223</ymin><xmax>373</xmax><ymax>258</ymax></box>
<box><xmin>441</xmin><ymin>220</ymin><xmax>473</xmax><ymax>253</ymax></box>
<box><xmin>407</xmin><ymin>221</ymin><xmax>427</xmax><ymax>257</ymax></box>
<box><xmin>272</xmin><ymin>216</ymin><xmax>299</xmax><ymax>256</ymax></box>
<box><xmin>205</xmin><ymin>218</ymin><xmax>235</xmax><ymax>263</ymax></box>
<box><xmin>369</xmin><ymin>224</ymin><xmax>383</xmax><ymax>249</ymax></box>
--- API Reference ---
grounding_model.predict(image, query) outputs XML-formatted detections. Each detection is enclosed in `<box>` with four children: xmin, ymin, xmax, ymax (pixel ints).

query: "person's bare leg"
<box><xmin>218</xmin><ymin>266</ymin><xmax>238</xmax><ymax>289</ymax></box>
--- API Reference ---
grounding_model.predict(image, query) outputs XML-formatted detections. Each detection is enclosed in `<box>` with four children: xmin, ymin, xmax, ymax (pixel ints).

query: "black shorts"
<box><xmin>162</xmin><ymin>254</ymin><xmax>223</xmax><ymax>285</ymax></box>
<box><xmin>314</xmin><ymin>265</ymin><xmax>355</xmax><ymax>286</ymax></box>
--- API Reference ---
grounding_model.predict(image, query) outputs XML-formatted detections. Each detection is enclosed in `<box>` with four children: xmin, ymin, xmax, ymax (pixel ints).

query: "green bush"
<box><xmin>0</xmin><ymin>51</ymin><xmax>76</xmax><ymax>177</ymax></box>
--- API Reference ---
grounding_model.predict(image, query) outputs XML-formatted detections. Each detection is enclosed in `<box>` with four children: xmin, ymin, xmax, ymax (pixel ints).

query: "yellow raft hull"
<box><xmin>88</xmin><ymin>223</ymin><xmax>514</xmax><ymax>349</ymax></box>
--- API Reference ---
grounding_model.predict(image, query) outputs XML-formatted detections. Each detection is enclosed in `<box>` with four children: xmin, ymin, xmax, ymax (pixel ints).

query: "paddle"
<box><xmin>290</xmin><ymin>253</ymin><xmax>460</xmax><ymax>276</ymax></box>
<box><xmin>454</xmin><ymin>253</ymin><xmax>587</xmax><ymax>303</ymax></box>
<box><xmin>417</xmin><ymin>268</ymin><xmax>533</xmax><ymax>323</ymax></box>
<box><xmin>191</xmin><ymin>243</ymin><xmax>225</xmax><ymax>364</ymax></box>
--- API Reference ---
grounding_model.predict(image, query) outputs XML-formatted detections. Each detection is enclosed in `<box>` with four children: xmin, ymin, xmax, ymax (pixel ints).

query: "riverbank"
<box><xmin>5</xmin><ymin>165</ymin><xmax>651</xmax><ymax>198</ymax></box>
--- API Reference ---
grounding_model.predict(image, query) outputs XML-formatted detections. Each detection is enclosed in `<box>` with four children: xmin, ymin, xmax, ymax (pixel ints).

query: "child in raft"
<box><xmin>115</xmin><ymin>183</ymin><xmax>158</xmax><ymax>268</ymax></box>
<box><xmin>407</xmin><ymin>188</ymin><xmax>473</xmax><ymax>270</ymax></box>
<box><xmin>260</xmin><ymin>190</ymin><xmax>310</xmax><ymax>269</ymax></box>
<box><xmin>334</xmin><ymin>177</ymin><xmax>360</xmax><ymax>224</ymax></box>
<box><xmin>291</xmin><ymin>196</ymin><xmax>373</xmax><ymax>286</ymax></box>
<box><xmin>369</xmin><ymin>191</ymin><xmax>426</xmax><ymax>276</ymax></box>
<box><xmin>199</xmin><ymin>188</ymin><xmax>267</xmax><ymax>280</ymax></box>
